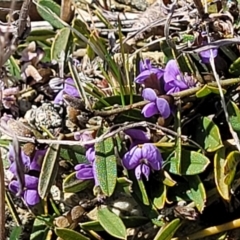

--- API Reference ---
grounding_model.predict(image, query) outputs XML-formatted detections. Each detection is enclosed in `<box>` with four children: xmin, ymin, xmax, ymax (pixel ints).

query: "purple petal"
<box><xmin>24</xmin><ymin>189</ymin><xmax>40</xmax><ymax>206</ymax></box>
<box><xmin>122</xmin><ymin>146</ymin><xmax>142</xmax><ymax>169</ymax></box>
<box><xmin>135</xmin><ymin>69</ymin><xmax>163</xmax><ymax>84</ymax></box>
<box><xmin>9</xmin><ymin>180</ymin><xmax>19</xmax><ymax>194</ymax></box>
<box><xmin>199</xmin><ymin>48</ymin><xmax>218</xmax><ymax>63</ymax></box>
<box><xmin>25</xmin><ymin>175</ymin><xmax>39</xmax><ymax>189</ymax></box>
<box><xmin>74</xmin><ymin>131</ymin><xmax>94</xmax><ymax>142</ymax></box>
<box><xmin>74</xmin><ymin>163</ymin><xmax>92</xmax><ymax>171</ymax></box>
<box><xmin>64</xmin><ymin>78</ymin><xmax>80</xmax><ymax>98</ymax></box>
<box><xmin>86</xmin><ymin>147</ymin><xmax>95</xmax><ymax>163</ymax></box>
<box><xmin>156</xmin><ymin>97</ymin><xmax>171</xmax><ymax>119</ymax></box>
<box><xmin>30</xmin><ymin>149</ymin><xmax>46</xmax><ymax>172</ymax></box>
<box><xmin>141</xmin><ymin>164</ymin><xmax>150</xmax><ymax>181</ymax></box>
<box><xmin>92</xmin><ymin>160</ymin><xmax>99</xmax><ymax>186</ymax></box>
<box><xmin>141</xmin><ymin>143</ymin><xmax>162</xmax><ymax>170</ymax></box>
<box><xmin>135</xmin><ymin>165</ymin><xmax>142</xmax><ymax>180</ymax></box>
<box><xmin>7</xmin><ymin>144</ymin><xmax>15</xmax><ymax>163</ymax></box>
<box><xmin>142</xmin><ymin>88</ymin><xmax>157</xmax><ymax>102</ymax></box>
<box><xmin>53</xmin><ymin>90</ymin><xmax>63</xmax><ymax>104</ymax></box>
<box><xmin>76</xmin><ymin>167</ymin><xmax>94</xmax><ymax>180</ymax></box>
<box><xmin>164</xmin><ymin>80</ymin><xmax>188</xmax><ymax>94</ymax></box>
<box><xmin>164</xmin><ymin>60</ymin><xmax>181</xmax><ymax>83</ymax></box>
<box><xmin>140</xmin><ymin>59</ymin><xmax>151</xmax><ymax>72</ymax></box>
<box><xmin>124</xmin><ymin>129</ymin><xmax>150</xmax><ymax>142</ymax></box>
<box><xmin>142</xmin><ymin>102</ymin><xmax>159</xmax><ymax>117</ymax></box>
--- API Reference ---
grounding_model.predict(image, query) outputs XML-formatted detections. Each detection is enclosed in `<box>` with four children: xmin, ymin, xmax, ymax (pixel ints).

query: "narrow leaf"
<box><xmin>97</xmin><ymin>207</ymin><xmax>127</xmax><ymax>239</ymax></box>
<box><xmin>153</xmin><ymin>218</ymin><xmax>182</xmax><ymax>240</ymax></box>
<box><xmin>214</xmin><ymin>147</ymin><xmax>230</xmax><ymax>201</ymax></box>
<box><xmin>95</xmin><ymin>127</ymin><xmax>117</xmax><ymax>196</ymax></box>
<box><xmin>55</xmin><ymin>228</ymin><xmax>90</xmax><ymax>240</ymax></box>
<box><xmin>38</xmin><ymin>144</ymin><xmax>60</xmax><ymax>198</ymax></box>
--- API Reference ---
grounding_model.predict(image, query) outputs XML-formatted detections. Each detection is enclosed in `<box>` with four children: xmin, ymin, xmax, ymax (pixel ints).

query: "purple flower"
<box><xmin>124</xmin><ymin>129</ymin><xmax>150</xmax><ymax>148</ymax></box>
<box><xmin>9</xmin><ymin>175</ymin><xmax>40</xmax><ymax>206</ymax></box>
<box><xmin>163</xmin><ymin>60</ymin><xmax>195</xmax><ymax>94</ymax></box>
<box><xmin>122</xmin><ymin>143</ymin><xmax>162</xmax><ymax>180</ymax></box>
<box><xmin>74</xmin><ymin>146</ymin><xmax>99</xmax><ymax>186</ymax></box>
<box><xmin>199</xmin><ymin>48</ymin><xmax>218</xmax><ymax>64</ymax></box>
<box><xmin>54</xmin><ymin>78</ymin><xmax>80</xmax><ymax>104</ymax></box>
<box><xmin>135</xmin><ymin>59</ymin><xmax>164</xmax><ymax>84</ymax></box>
<box><xmin>8</xmin><ymin>145</ymin><xmax>46</xmax><ymax>174</ymax></box>
<box><xmin>74</xmin><ymin>130</ymin><xmax>94</xmax><ymax>149</ymax></box>
<box><xmin>141</xmin><ymin>88</ymin><xmax>171</xmax><ymax>118</ymax></box>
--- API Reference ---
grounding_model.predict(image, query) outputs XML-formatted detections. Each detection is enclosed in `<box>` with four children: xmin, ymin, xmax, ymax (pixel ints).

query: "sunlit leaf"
<box><xmin>153</xmin><ymin>218</ymin><xmax>182</xmax><ymax>240</ymax></box>
<box><xmin>36</xmin><ymin>0</ymin><xmax>64</xmax><ymax>29</ymax></box>
<box><xmin>224</xmin><ymin>151</ymin><xmax>240</xmax><ymax>186</ymax></box>
<box><xmin>38</xmin><ymin>144</ymin><xmax>60</xmax><ymax>199</ymax></box>
<box><xmin>95</xmin><ymin>127</ymin><xmax>117</xmax><ymax>196</ymax></box>
<box><xmin>162</xmin><ymin>171</ymin><xmax>176</xmax><ymax>187</ymax></box>
<box><xmin>55</xmin><ymin>228</ymin><xmax>90</xmax><ymax>240</ymax></box>
<box><xmin>214</xmin><ymin>147</ymin><xmax>230</xmax><ymax>201</ymax></box>
<box><xmin>185</xmin><ymin>175</ymin><xmax>206</xmax><ymax>213</ymax></box>
<box><xmin>227</xmin><ymin>101</ymin><xmax>240</xmax><ymax>137</ymax></box>
<box><xmin>152</xmin><ymin>181</ymin><xmax>166</xmax><ymax>209</ymax></box>
<box><xmin>51</xmin><ymin>27</ymin><xmax>71</xmax><ymax>61</ymax></box>
<box><xmin>97</xmin><ymin>207</ymin><xmax>127</xmax><ymax>239</ymax></box>
<box><xmin>168</xmin><ymin>150</ymin><xmax>210</xmax><ymax>175</ymax></box>
<box><xmin>194</xmin><ymin>116</ymin><xmax>223</xmax><ymax>152</ymax></box>
<box><xmin>10</xmin><ymin>226</ymin><xmax>22</xmax><ymax>240</ymax></box>
<box><xmin>196</xmin><ymin>85</ymin><xmax>226</xmax><ymax>98</ymax></box>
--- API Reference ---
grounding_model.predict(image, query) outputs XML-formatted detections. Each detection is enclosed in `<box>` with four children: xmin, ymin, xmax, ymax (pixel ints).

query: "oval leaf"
<box><xmin>95</xmin><ymin>127</ymin><xmax>117</xmax><ymax>197</ymax></box>
<box><xmin>195</xmin><ymin>116</ymin><xmax>223</xmax><ymax>152</ymax></box>
<box><xmin>36</xmin><ymin>0</ymin><xmax>64</xmax><ymax>29</ymax></box>
<box><xmin>30</xmin><ymin>217</ymin><xmax>51</xmax><ymax>240</ymax></box>
<box><xmin>153</xmin><ymin>218</ymin><xmax>182</xmax><ymax>240</ymax></box>
<box><xmin>169</xmin><ymin>150</ymin><xmax>210</xmax><ymax>175</ymax></box>
<box><xmin>152</xmin><ymin>181</ymin><xmax>166</xmax><ymax>210</ymax></box>
<box><xmin>227</xmin><ymin>101</ymin><xmax>240</xmax><ymax>136</ymax></box>
<box><xmin>55</xmin><ymin>228</ymin><xmax>90</xmax><ymax>240</ymax></box>
<box><xmin>38</xmin><ymin>144</ymin><xmax>60</xmax><ymax>199</ymax></box>
<box><xmin>224</xmin><ymin>151</ymin><xmax>240</xmax><ymax>186</ymax></box>
<box><xmin>214</xmin><ymin>147</ymin><xmax>230</xmax><ymax>201</ymax></box>
<box><xmin>97</xmin><ymin>207</ymin><xmax>126</xmax><ymax>239</ymax></box>
<box><xmin>185</xmin><ymin>175</ymin><xmax>206</xmax><ymax>213</ymax></box>
<box><xmin>51</xmin><ymin>27</ymin><xmax>71</xmax><ymax>61</ymax></box>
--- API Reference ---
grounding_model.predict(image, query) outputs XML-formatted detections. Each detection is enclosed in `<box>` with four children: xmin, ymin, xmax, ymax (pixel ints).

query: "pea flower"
<box><xmin>8</xmin><ymin>144</ymin><xmax>46</xmax><ymax>174</ymax></box>
<box><xmin>141</xmin><ymin>88</ymin><xmax>171</xmax><ymax>118</ymax></box>
<box><xmin>54</xmin><ymin>78</ymin><xmax>80</xmax><ymax>104</ymax></box>
<box><xmin>199</xmin><ymin>48</ymin><xmax>218</xmax><ymax>64</ymax></box>
<box><xmin>9</xmin><ymin>175</ymin><xmax>40</xmax><ymax>206</ymax></box>
<box><xmin>135</xmin><ymin>59</ymin><xmax>164</xmax><ymax>84</ymax></box>
<box><xmin>163</xmin><ymin>60</ymin><xmax>196</xmax><ymax>94</ymax></box>
<box><xmin>122</xmin><ymin>143</ymin><xmax>162</xmax><ymax>180</ymax></box>
<box><xmin>124</xmin><ymin>128</ymin><xmax>150</xmax><ymax>149</ymax></box>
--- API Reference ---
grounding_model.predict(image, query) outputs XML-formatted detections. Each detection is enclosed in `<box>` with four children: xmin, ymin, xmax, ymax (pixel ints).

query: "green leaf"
<box><xmin>51</xmin><ymin>27</ymin><xmax>71</xmax><ymax>61</ymax></box>
<box><xmin>214</xmin><ymin>147</ymin><xmax>230</xmax><ymax>201</ymax></box>
<box><xmin>162</xmin><ymin>171</ymin><xmax>176</xmax><ymax>187</ymax></box>
<box><xmin>152</xmin><ymin>181</ymin><xmax>166</xmax><ymax>210</ymax></box>
<box><xmin>196</xmin><ymin>85</ymin><xmax>226</xmax><ymax>98</ymax></box>
<box><xmin>55</xmin><ymin>228</ymin><xmax>90</xmax><ymax>240</ymax></box>
<box><xmin>229</xmin><ymin>57</ymin><xmax>240</xmax><ymax>76</ymax></box>
<box><xmin>63</xmin><ymin>172</ymin><xmax>92</xmax><ymax>193</ymax></box>
<box><xmin>27</xmin><ymin>29</ymin><xmax>56</xmax><ymax>41</ymax></box>
<box><xmin>36</xmin><ymin>0</ymin><xmax>64</xmax><ymax>29</ymax></box>
<box><xmin>153</xmin><ymin>218</ymin><xmax>182</xmax><ymax>240</ymax></box>
<box><xmin>80</xmin><ymin>216</ymin><xmax>148</xmax><ymax>231</ymax></box>
<box><xmin>38</xmin><ymin>144</ymin><xmax>60</xmax><ymax>199</ymax></box>
<box><xmin>10</xmin><ymin>226</ymin><xmax>22</xmax><ymax>240</ymax></box>
<box><xmin>95</xmin><ymin>127</ymin><xmax>117</xmax><ymax>196</ymax></box>
<box><xmin>168</xmin><ymin>150</ymin><xmax>210</xmax><ymax>175</ymax></box>
<box><xmin>97</xmin><ymin>207</ymin><xmax>127</xmax><ymax>239</ymax></box>
<box><xmin>227</xmin><ymin>101</ymin><xmax>240</xmax><ymax>136</ymax></box>
<box><xmin>185</xmin><ymin>175</ymin><xmax>206</xmax><ymax>213</ymax></box>
<box><xmin>194</xmin><ymin>116</ymin><xmax>223</xmax><ymax>152</ymax></box>
<box><xmin>224</xmin><ymin>151</ymin><xmax>240</xmax><ymax>186</ymax></box>
<box><xmin>30</xmin><ymin>217</ymin><xmax>50</xmax><ymax>240</ymax></box>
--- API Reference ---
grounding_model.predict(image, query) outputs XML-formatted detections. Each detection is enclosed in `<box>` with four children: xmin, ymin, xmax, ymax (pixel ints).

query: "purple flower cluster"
<box><xmin>8</xmin><ymin>145</ymin><xmax>46</xmax><ymax>206</ymax></box>
<box><xmin>74</xmin><ymin>129</ymin><xmax>163</xmax><ymax>184</ymax></box>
